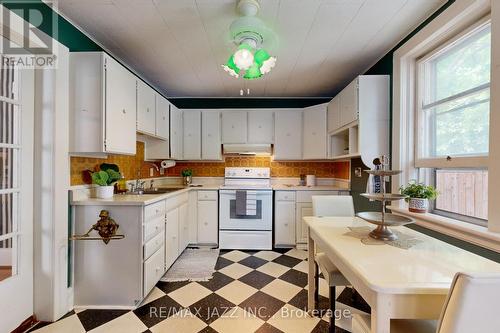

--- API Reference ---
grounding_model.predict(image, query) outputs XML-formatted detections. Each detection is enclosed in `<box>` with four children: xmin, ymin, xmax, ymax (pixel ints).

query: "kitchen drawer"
<box><xmin>144</xmin><ymin>215</ymin><xmax>164</xmax><ymax>243</ymax></box>
<box><xmin>145</xmin><ymin>200</ymin><xmax>166</xmax><ymax>221</ymax></box>
<box><xmin>197</xmin><ymin>190</ymin><xmax>218</xmax><ymax>201</ymax></box>
<box><xmin>275</xmin><ymin>191</ymin><xmax>296</xmax><ymax>201</ymax></box>
<box><xmin>143</xmin><ymin>245</ymin><xmax>165</xmax><ymax>297</ymax></box>
<box><xmin>296</xmin><ymin>191</ymin><xmax>339</xmax><ymax>203</ymax></box>
<box><xmin>165</xmin><ymin>192</ymin><xmax>189</xmax><ymax>211</ymax></box>
<box><xmin>144</xmin><ymin>231</ymin><xmax>164</xmax><ymax>260</ymax></box>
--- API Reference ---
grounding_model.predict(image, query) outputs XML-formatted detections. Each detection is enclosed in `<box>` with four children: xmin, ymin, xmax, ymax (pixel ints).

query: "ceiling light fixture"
<box><xmin>221</xmin><ymin>0</ymin><xmax>277</xmax><ymax>80</ymax></box>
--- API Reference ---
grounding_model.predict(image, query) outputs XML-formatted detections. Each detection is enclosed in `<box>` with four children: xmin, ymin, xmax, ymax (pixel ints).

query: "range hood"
<box><xmin>223</xmin><ymin>144</ymin><xmax>272</xmax><ymax>156</ymax></box>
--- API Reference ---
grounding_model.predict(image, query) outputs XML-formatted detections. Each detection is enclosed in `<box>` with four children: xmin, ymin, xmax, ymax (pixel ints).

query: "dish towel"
<box><xmin>246</xmin><ymin>191</ymin><xmax>257</xmax><ymax>216</ymax></box>
<box><xmin>235</xmin><ymin>190</ymin><xmax>247</xmax><ymax>216</ymax></box>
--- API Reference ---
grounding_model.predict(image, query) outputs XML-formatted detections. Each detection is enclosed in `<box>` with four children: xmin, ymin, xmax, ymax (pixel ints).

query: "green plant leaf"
<box><xmin>181</xmin><ymin>169</ymin><xmax>193</xmax><ymax>177</ymax></box>
<box><xmin>92</xmin><ymin>170</ymin><xmax>109</xmax><ymax>186</ymax></box>
<box><xmin>106</xmin><ymin>169</ymin><xmax>121</xmax><ymax>184</ymax></box>
<box><xmin>400</xmin><ymin>180</ymin><xmax>438</xmax><ymax>200</ymax></box>
<box><xmin>100</xmin><ymin>163</ymin><xmax>119</xmax><ymax>172</ymax></box>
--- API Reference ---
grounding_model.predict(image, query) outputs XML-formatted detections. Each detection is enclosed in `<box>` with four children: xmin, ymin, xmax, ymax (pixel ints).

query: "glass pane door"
<box><xmin>0</xmin><ymin>57</ymin><xmax>20</xmax><ymax>282</ymax></box>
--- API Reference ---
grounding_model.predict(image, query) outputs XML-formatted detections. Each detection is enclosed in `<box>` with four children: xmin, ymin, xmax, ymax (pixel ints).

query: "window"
<box><xmin>416</xmin><ymin>19</ymin><xmax>490</xmax><ymax>224</ymax></box>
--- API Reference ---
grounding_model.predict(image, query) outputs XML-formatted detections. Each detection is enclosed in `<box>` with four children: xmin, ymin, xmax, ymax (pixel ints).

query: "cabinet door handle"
<box><xmin>147</xmin><ymin>107</ymin><xmax>150</xmax><ymax>113</ymax></box>
<box><xmin>286</xmin><ymin>133</ymin><xmax>290</xmax><ymax>136</ymax></box>
<box><xmin>204</xmin><ymin>222</ymin><xmax>208</xmax><ymax>226</ymax></box>
<box><xmin>122</xmin><ymin>109</ymin><xmax>126</xmax><ymax>114</ymax></box>
<box><xmin>231</xmin><ymin>125</ymin><xmax>235</xmax><ymax>129</ymax></box>
<box><xmin>284</xmin><ymin>223</ymin><xmax>288</xmax><ymax>226</ymax></box>
<box><xmin>258</xmin><ymin>125</ymin><xmax>262</xmax><ymax>128</ymax></box>
<box><xmin>163</xmin><ymin>116</ymin><xmax>166</xmax><ymax>120</ymax></box>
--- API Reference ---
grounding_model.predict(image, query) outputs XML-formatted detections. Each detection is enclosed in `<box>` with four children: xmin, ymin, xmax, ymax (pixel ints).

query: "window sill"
<box><xmin>388</xmin><ymin>205</ymin><xmax>500</xmax><ymax>253</ymax></box>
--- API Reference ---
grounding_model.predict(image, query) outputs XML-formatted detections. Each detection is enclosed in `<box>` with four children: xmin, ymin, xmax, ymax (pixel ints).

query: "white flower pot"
<box><xmin>95</xmin><ymin>185</ymin><xmax>114</xmax><ymax>199</ymax></box>
<box><xmin>409</xmin><ymin>198</ymin><xmax>428</xmax><ymax>213</ymax></box>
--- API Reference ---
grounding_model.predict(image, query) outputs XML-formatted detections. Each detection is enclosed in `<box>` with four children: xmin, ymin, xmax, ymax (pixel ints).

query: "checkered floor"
<box><xmin>30</xmin><ymin>249</ymin><xmax>370</xmax><ymax>333</ymax></box>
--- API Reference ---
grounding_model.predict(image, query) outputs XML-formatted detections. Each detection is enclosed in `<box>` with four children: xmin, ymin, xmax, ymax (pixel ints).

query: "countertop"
<box><xmin>271</xmin><ymin>184</ymin><xmax>349</xmax><ymax>191</ymax></box>
<box><xmin>71</xmin><ymin>184</ymin><xmax>220</xmax><ymax>206</ymax></box>
<box><xmin>71</xmin><ymin>184</ymin><xmax>350</xmax><ymax>206</ymax></box>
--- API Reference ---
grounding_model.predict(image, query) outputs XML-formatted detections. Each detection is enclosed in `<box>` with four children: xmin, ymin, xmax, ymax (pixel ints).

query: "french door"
<box><xmin>0</xmin><ymin>43</ymin><xmax>35</xmax><ymax>332</ymax></box>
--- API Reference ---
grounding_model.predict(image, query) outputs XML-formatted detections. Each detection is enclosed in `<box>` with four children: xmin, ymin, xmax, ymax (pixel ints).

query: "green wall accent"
<box><xmin>170</xmin><ymin>98</ymin><xmax>331</xmax><ymax>109</ymax></box>
<box><xmin>1</xmin><ymin>0</ymin><xmax>102</xmax><ymax>51</ymax></box>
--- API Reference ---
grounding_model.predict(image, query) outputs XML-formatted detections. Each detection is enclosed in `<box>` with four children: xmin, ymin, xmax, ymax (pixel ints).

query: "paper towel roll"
<box><xmin>306</xmin><ymin>175</ymin><xmax>316</xmax><ymax>186</ymax></box>
<box><xmin>160</xmin><ymin>160</ymin><xmax>176</xmax><ymax>169</ymax></box>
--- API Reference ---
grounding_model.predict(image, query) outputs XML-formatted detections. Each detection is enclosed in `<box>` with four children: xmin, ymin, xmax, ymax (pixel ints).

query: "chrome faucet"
<box><xmin>143</xmin><ymin>161</ymin><xmax>160</xmax><ymax>173</ymax></box>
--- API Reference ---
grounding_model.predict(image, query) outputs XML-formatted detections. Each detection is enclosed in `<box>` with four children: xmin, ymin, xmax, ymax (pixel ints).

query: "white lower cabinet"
<box><xmin>274</xmin><ymin>192</ymin><xmax>296</xmax><ymax>247</ymax></box>
<box><xmin>197</xmin><ymin>191</ymin><xmax>218</xmax><ymax>245</ymax></box>
<box><xmin>179</xmin><ymin>202</ymin><xmax>189</xmax><ymax>251</ymax></box>
<box><xmin>295</xmin><ymin>202</ymin><xmax>313</xmax><ymax>245</ymax></box>
<box><xmin>165</xmin><ymin>207</ymin><xmax>180</xmax><ymax>270</ymax></box>
<box><xmin>273</xmin><ymin>190</ymin><xmax>343</xmax><ymax>248</ymax></box>
<box><xmin>187</xmin><ymin>190</ymin><xmax>198</xmax><ymax>244</ymax></box>
<box><xmin>143</xmin><ymin>245</ymin><xmax>165</xmax><ymax>296</ymax></box>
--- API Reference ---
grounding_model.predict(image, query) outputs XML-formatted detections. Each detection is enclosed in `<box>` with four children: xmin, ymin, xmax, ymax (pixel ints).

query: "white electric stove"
<box><xmin>219</xmin><ymin>167</ymin><xmax>273</xmax><ymax>250</ymax></box>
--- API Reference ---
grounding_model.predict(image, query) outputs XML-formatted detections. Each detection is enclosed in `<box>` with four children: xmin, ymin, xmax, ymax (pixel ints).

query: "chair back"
<box><xmin>312</xmin><ymin>195</ymin><xmax>354</xmax><ymax>217</ymax></box>
<box><xmin>437</xmin><ymin>272</ymin><xmax>500</xmax><ymax>333</ymax></box>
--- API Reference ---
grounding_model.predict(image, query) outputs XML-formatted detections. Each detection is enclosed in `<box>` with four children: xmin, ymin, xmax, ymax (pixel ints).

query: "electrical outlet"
<box><xmin>149</xmin><ymin>167</ymin><xmax>154</xmax><ymax>177</ymax></box>
<box><xmin>355</xmin><ymin>167</ymin><xmax>362</xmax><ymax>178</ymax></box>
<box><xmin>160</xmin><ymin>168</ymin><xmax>165</xmax><ymax>176</ymax></box>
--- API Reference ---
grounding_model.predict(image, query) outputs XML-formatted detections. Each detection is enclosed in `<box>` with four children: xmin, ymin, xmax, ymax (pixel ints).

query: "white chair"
<box><xmin>312</xmin><ymin>195</ymin><xmax>354</xmax><ymax>333</ymax></box>
<box><xmin>352</xmin><ymin>272</ymin><xmax>500</xmax><ymax>333</ymax></box>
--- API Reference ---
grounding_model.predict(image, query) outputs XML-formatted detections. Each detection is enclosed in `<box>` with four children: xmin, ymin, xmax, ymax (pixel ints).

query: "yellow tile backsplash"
<box><xmin>70</xmin><ymin>142</ymin><xmax>350</xmax><ymax>186</ymax></box>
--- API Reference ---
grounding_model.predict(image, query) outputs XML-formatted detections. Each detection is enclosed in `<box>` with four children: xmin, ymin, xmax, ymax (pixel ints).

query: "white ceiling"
<box><xmin>54</xmin><ymin>0</ymin><xmax>446</xmax><ymax>98</ymax></box>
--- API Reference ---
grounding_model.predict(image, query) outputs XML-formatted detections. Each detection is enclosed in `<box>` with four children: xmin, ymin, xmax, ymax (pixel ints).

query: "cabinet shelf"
<box><xmin>327</xmin><ymin>75</ymin><xmax>389</xmax><ymax>164</ymax></box>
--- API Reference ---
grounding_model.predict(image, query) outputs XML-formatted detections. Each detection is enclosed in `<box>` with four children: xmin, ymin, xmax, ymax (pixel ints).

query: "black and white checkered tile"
<box><xmin>30</xmin><ymin>249</ymin><xmax>370</xmax><ymax>333</ymax></box>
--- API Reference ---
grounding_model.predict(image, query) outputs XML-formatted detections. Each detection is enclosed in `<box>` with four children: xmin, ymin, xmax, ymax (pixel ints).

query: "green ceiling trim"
<box><xmin>1</xmin><ymin>0</ymin><xmax>102</xmax><ymax>51</ymax></box>
<box><xmin>170</xmin><ymin>98</ymin><xmax>331</xmax><ymax>109</ymax></box>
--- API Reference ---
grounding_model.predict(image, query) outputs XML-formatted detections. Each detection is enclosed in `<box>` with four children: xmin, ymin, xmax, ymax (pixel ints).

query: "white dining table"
<box><xmin>305</xmin><ymin>216</ymin><xmax>500</xmax><ymax>333</ymax></box>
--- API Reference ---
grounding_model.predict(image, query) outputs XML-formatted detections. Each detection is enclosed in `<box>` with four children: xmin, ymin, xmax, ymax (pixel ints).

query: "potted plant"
<box><xmin>181</xmin><ymin>169</ymin><xmax>193</xmax><ymax>186</ymax></box>
<box><xmin>92</xmin><ymin>163</ymin><xmax>122</xmax><ymax>199</ymax></box>
<box><xmin>400</xmin><ymin>181</ymin><xmax>438</xmax><ymax>213</ymax></box>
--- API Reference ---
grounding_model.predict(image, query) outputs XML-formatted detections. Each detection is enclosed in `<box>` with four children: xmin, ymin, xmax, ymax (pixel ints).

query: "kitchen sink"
<box><xmin>127</xmin><ymin>187</ymin><xmax>183</xmax><ymax>195</ymax></box>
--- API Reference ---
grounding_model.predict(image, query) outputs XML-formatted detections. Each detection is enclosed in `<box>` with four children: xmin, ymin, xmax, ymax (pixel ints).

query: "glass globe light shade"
<box><xmin>233</xmin><ymin>43</ymin><xmax>254</xmax><ymax>70</ymax></box>
<box><xmin>254</xmin><ymin>48</ymin><xmax>270</xmax><ymax>65</ymax></box>
<box><xmin>222</xmin><ymin>54</ymin><xmax>240</xmax><ymax>78</ymax></box>
<box><xmin>244</xmin><ymin>62</ymin><xmax>262</xmax><ymax>79</ymax></box>
<box><xmin>259</xmin><ymin>56</ymin><xmax>276</xmax><ymax>74</ymax></box>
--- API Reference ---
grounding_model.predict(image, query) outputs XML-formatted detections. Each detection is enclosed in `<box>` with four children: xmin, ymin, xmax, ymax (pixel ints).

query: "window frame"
<box><xmin>415</xmin><ymin>16</ymin><xmax>491</xmax><ymax>169</ymax></box>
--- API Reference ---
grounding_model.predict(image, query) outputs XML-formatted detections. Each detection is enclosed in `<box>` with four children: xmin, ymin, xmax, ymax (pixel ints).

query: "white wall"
<box><xmin>489</xmin><ymin>0</ymin><xmax>500</xmax><ymax>232</ymax></box>
<box><xmin>33</xmin><ymin>34</ymin><xmax>71</xmax><ymax>322</ymax></box>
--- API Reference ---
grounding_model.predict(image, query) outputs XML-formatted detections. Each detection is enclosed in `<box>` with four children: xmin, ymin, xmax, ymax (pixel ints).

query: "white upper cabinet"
<box><xmin>104</xmin><ymin>56</ymin><xmax>137</xmax><ymax>155</ymax></box>
<box><xmin>339</xmin><ymin>79</ymin><xmax>359</xmax><ymax>127</ymax></box>
<box><xmin>69</xmin><ymin>52</ymin><xmax>137</xmax><ymax>155</ymax></box>
<box><xmin>170</xmin><ymin>105</ymin><xmax>183</xmax><ymax>160</ymax></box>
<box><xmin>202</xmin><ymin>111</ymin><xmax>222</xmax><ymax>160</ymax></box>
<box><xmin>248</xmin><ymin>111</ymin><xmax>274</xmax><ymax>144</ymax></box>
<box><xmin>274</xmin><ymin>110</ymin><xmax>302</xmax><ymax>160</ymax></box>
<box><xmin>155</xmin><ymin>94</ymin><xmax>170</xmax><ymax>140</ymax></box>
<box><xmin>183</xmin><ymin>110</ymin><xmax>201</xmax><ymax>160</ymax></box>
<box><xmin>136</xmin><ymin>80</ymin><xmax>156</xmax><ymax>136</ymax></box>
<box><xmin>327</xmin><ymin>95</ymin><xmax>341</xmax><ymax>133</ymax></box>
<box><xmin>222</xmin><ymin>111</ymin><xmax>247</xmax><ymax>143</ymax></box>
<box><xmin>328</xmin><ymin>75</ymin><xmax>389</xmax><ymax>163</ymax></box>
<box><xmin>303</xmin><ymin>104</ymin><xmax>328</xmax><ymax>159</ymax></box>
